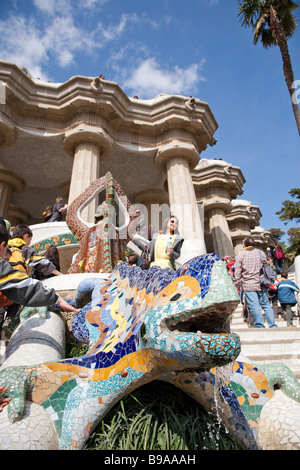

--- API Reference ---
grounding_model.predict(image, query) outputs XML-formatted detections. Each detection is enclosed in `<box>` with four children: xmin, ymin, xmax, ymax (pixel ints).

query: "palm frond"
<box><xmin>238</xmin><ymin>0</ymin><xmax>299</xmax><ymax>47</ymax></box>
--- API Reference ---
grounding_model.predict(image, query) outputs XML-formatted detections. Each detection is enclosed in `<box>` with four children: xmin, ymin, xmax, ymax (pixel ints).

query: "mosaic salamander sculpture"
<box><xmin>0</xmin><ymin>254</ymin><xmax>242</xmax><ymax>450</ymax></box>
<box><xmin>66</xmin><ymin>171</ymin><xmax>137</xmax><ymax>274</ymax></box>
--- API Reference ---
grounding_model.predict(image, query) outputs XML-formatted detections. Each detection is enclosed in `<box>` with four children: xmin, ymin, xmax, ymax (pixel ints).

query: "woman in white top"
<box><xmin>134</xmin><ymin>216</ymin><xmax>183</xmax><ymax>270</ymax></box>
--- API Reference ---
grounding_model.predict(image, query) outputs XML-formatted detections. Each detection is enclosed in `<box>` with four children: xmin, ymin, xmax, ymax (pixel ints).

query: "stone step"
<box><xmin>230</xmin><ymin>292</ymin><xmax>300</xmax><ymax>380</ymax></box>
<box><xmin>238</xmin><ymin>335</ymin><xmax>300</xmax><ymax>354</ymax></box>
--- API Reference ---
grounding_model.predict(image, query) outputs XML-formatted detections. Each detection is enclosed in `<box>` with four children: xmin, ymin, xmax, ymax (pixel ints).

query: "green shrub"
<box><xmin>85</xmin><ymin>381</ymin><xmax>239</xmax><ymax>451</ymax></box>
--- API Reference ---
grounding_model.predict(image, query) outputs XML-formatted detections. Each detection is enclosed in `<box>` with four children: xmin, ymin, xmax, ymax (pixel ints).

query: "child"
<box><xmin>0</xmin><ymin>225</ymin><xmax>79</xmax><ymax>316</ymax></box>
<box><xmin>7</xmin><ymin>224</ymin><xmax>64</xmax><ymax>322</ymax></box>
<box><xmin>9</xmin><ymin>224</ymin><xmax>63</xmax><ymax>278</ymax></box>
<box><xmin>277</xmin><ymin>270</ymin><xmax>299</xmax><ymax>327</ymax></box>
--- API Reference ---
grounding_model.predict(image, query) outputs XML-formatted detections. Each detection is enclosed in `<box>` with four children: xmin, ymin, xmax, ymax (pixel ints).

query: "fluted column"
<box><xmin>0</xmin><ymin>117</ymin><xmax>16</xmax><ymax>150</ymax></box>
<box><xmin>227</xmin><ymin>200</ymin><xmax>262</xmax><ymax>255</ymax></box>
<box><xmin>0</xmin><ymin>119</ymin><xmax>21</xmax><ymax>220</ymax></box>
<box><xmin>0</xmin><ymin>168</ymin><xmax>24</xmax><ymax>219</ymax></box>
<box><xmin>133</xmin><ymin>189</ymin><xmax>169</xmax><ymax>235</ymax></box>
<box><xmin>7</xmin><ymin>205</ymin><xmax>30</xmax><ymax>226</ymax></box>
<box><xmin>63</xmin><ymin>126</ymin><xmax>112</xmax><ymax>223</ymax></box>
<box><xmin>192</xmin><ymin>159</ymin><xmax>245</xmax><ymax>258</ymax></box>
<box><xmin>155</xmin><ymin>141</ymin><xmax>206</xmax><ymax>263</ymax></box>
<box><xmin>209</xmin><ymin>208</ymin><xmax>234</xmax><ymax>258</ymax></box>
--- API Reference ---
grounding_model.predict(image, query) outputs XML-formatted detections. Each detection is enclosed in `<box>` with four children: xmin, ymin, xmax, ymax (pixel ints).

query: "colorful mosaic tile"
<box><xmin>65</xmin><ymin>172</ymin><xmax>136</xmax><ymax>274</ymax></box>
<box><xmin>1</xmin><ymin>253</ymin><xmax>299</xmax><ymax>450</ymax></box>
<box><xmin>0</xmin><ymin>253</ymin><xmax>243</xmax><ymax>449</ymax></box>
<box><xmin>33</xmin><ymin>234</ymin><xmax>78</xmax><ymax>254</ymax></box>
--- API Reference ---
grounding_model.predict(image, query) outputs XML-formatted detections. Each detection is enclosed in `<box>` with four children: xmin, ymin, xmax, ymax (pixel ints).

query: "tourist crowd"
<box><xmin>223</xmin><ymin>238</ymin><xmax>299</xmax><ymax>329</ymax></box>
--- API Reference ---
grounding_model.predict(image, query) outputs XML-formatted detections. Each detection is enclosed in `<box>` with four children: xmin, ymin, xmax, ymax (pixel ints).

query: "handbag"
<box><xmin>258</xmin><ymin>250</ymin><xmax>276</xmax><ymax>289</ymax></box>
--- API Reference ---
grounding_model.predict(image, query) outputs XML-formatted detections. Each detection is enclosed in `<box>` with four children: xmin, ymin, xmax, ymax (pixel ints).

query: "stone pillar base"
<box><xmin>177</xmin><ymin>239</ymin><xmax>206</xmax><ymax>266</ymax></box>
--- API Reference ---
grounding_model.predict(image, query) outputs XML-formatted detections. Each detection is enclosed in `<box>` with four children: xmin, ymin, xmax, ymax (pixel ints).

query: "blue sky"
<box><xmin>0</xmin><ymin>0</ymin><xmax>299</xmax><ymax>242</ymax></box>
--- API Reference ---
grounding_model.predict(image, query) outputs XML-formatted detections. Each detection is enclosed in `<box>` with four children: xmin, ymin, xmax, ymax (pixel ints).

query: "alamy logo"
<box><xmin>292</xmin><ymin>81</ymin><xmax>300</xmax><ymax>105</ymax></box>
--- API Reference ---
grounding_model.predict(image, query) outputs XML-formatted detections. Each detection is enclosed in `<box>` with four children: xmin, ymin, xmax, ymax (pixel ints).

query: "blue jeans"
<box><xmin>245</xmin><ymin>290</ymin><xmax>277</xmax><ymax>328</ymax></box>
<box><xmin>274</xmin><ymin>258</ymin><xmax>283</xmax><ymax>273</ymax></box>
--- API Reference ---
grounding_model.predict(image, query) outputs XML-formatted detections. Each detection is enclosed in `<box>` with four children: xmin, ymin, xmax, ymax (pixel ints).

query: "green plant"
<box><xmin>65</xmin><ymin>341</ymin><xmax>89</xmax><ymax>358</ymax></box>
<box><xmin>84</xmin><ymin>381</ymin><xmax>239</xmax><ymax>451</ymax></box>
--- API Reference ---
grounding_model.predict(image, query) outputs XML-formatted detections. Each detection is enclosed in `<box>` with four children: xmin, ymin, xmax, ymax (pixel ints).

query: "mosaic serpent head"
<box><xmin>0</xmin><ymin>253</ymin><xmax>242</xmax><ymax>450</ymax></box>
<box><xmin>71</xmin><ymin>253</ymin><xmax>241</xmax><ymax>371</ymax></box>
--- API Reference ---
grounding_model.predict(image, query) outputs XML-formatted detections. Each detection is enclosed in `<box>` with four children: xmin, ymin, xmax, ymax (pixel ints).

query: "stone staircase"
<box><xmin>230</xmin><ymin>272</ymin><xmax>300</xmax><ymax>380</ymax></box>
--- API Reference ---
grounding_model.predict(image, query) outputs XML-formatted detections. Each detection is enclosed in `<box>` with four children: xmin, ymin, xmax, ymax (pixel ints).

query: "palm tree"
<box><xmin>238</xmin><ymin>0</ymin><xmax>300</xmax><ymax>135</ymax></box>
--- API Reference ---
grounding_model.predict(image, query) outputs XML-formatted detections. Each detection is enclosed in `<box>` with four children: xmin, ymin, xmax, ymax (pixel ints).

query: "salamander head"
<box><xmin>141</xmin><ymin>254</ymin><xmax>241</xmax><ymax>368</ymax></box>
<box><xmin>73</xmin><ymin>254</ymin><xmax>240</xmax><ymax>372</ymax></box>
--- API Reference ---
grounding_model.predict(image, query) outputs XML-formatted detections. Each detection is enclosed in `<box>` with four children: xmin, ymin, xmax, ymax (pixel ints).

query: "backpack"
<box><xmin>0</xmin><ymin>247</ymin><xmax>28</xmax><ymax>306</ymax></box>
<box><xmin>0</xmin><ymin>292</ymin><xmax>13</xmax><ymax>307</ymax></box>
<box><xmin>8</xmin><ymin>247</ymin><xmax>29</xmax><ymax>275</ymax></box>
<box><xmin>42</xmin><ymin>205</ymin><xmax>53</xmax><ymax>222</ymax></box>
<box><xmin>258</xmin><ymin>250</ymin><xmax>276</xmax><ymax>289</ymax></box>
<box><xmin>275</xmin><ymin>246</ymin><xmax>285</xmax><ymax>260</ymax></box>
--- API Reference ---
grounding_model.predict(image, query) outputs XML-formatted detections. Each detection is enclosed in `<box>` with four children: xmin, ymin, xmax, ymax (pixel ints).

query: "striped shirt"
<box><xmin>0</xmin><ymin>258</ymin><xmax>58</xmax><ymax>306</ymax></box>
<box><xmin>234</xmin><ymin>247</ymin><xmax>266</xmax><ymax>292</ymax></box>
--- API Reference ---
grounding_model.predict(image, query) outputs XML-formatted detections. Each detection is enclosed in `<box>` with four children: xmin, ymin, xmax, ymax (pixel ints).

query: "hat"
<box><xmin>125</xmin><ymin>246</ymin><xmax>137</xmax><ymax>257</ymax></box>
<box><xmin>223</xmin><ymin>256</ymin><xmax>230</xmax><ymax>260</ymax></box>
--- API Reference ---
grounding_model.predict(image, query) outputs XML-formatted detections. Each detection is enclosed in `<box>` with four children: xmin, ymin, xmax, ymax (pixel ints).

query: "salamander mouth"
<box><xmin>164</xmin><ymin>301</ymin><xmax>238</xmax><ymax>335</ymax></box>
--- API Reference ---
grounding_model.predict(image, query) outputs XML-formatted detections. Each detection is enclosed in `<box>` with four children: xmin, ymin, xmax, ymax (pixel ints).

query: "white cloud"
<box><xmin>33</xmin><ymin>0</ymin><xmax>109</xmax><ymax>15</ymax></box>
<box><xmin>96</xmin><ymin>13</ymin><xmax>139</xmax><ymax>41</ymax></box>
<box><xmin>0</xmin><ymin>2</ymin><xmax>205</xmax><ymax>95</ymax></box>
<box><xmin>123</xmin><ymin>58</ymin><xmax>205</xmax><ymax>99</ymax></box>
<box><xmin>33</xmin><ymin>0</ymin><xmax>70</xmax><ymax>15</ymax></box>
<box><xmin>42</xmin><ymin>15</ymin><xmax>96</xmax><ymax>67</ymax></box>
<box><xmin>0</xmin><ymin>5</ymin><xmax>141</xmax><ymax>80</ymax></box>
<box><xmin>79</xmin><ymin>0</ymin><xmax>110</xmax><ymax>8</ymax></box>
<box><xmin>0</xmin><ymin>15</ymin><xmax>48</xmax><ymax>78</ymax></box>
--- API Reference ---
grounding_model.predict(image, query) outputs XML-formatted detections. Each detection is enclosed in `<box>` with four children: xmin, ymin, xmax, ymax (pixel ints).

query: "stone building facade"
<box><xmin>0</xmin><ymin>61</ymin><xmax>270</xmax><ymax>263</ymax></box>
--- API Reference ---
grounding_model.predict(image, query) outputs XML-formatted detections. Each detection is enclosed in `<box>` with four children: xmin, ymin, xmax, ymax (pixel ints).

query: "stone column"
<box><xmin>133</xmin><ymin>189</ymin><xmax>169</xmax><ymax>236</ymax></box>
<box><xmin>155</xmin><ymin>141</ymin><xmax>206</xmax><ymax>263</ymax></box>
<box><xmin>192</xmin><ymin>159</ymin><xmax>245</xmax><ymax>258</ymax></box>
<box><xmin>7</xmin><ymin>205</ymin><xmax>30</xmax><ymax>226</ymax></box>
<box><xmin>194</xmin><ymin>187</ymin><xmax>234</xmax><ymax>258</ymax></box>
<box><xmin>0</xmin><ymin>117</ymin><xmax>16</xmax><ymax>150</ymax></box>
<box><xmin>209</xmin><ymin>207</ymin><xmax>234</xmax><ymax>259</ymax></box>
<box><xmin>63</xmin><ymin>126</ymin><xmax>112</xmax><ymax>223</ymax></box>
<box><xmin>0</xmin><ymin>167</ymin><xmax>24</xmax><ymax>219</ymax></box>
<box><xmin>251</xmin><ymin>226</ymin><xmax>269</xmax><ymax>252</ymax></box>
<box><xmin>227</xmin><ymin>200</ymin><xmax>261</xmax><ymax>255</ymax></box>
<box><xmin>0</xmin><ymin>120</ymin><xmax>22</xmax><ymax>220</ymax></box>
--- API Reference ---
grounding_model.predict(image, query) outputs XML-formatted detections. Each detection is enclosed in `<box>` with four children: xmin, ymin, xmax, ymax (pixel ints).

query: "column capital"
<box><xmin>154</xmin><ymin>140</ymin><xmax>200</xmax><ymax>173</ymax></box>
<box><xmin>133</xmin><ymin>189</ymin><xmax>169</xmax><ymax>205</ymax></box>
<box><xmin>63</xmin><ymin>125</ymin><xmax>113</xmax><ymax>160</ymax></box>
<box><xmin>8</xmin><ymin>204</ymin><xmax>30</xmax><ymax>225</ymax></box>
<box><xmin>201</xmin><ymin>196</ymin><xmax>233</xmax><ymax>214</ymax></box>
<box><xmin>0</xmin><ymin>168</ymin><xmax>24</xmax><ymax>192</ymax></box>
